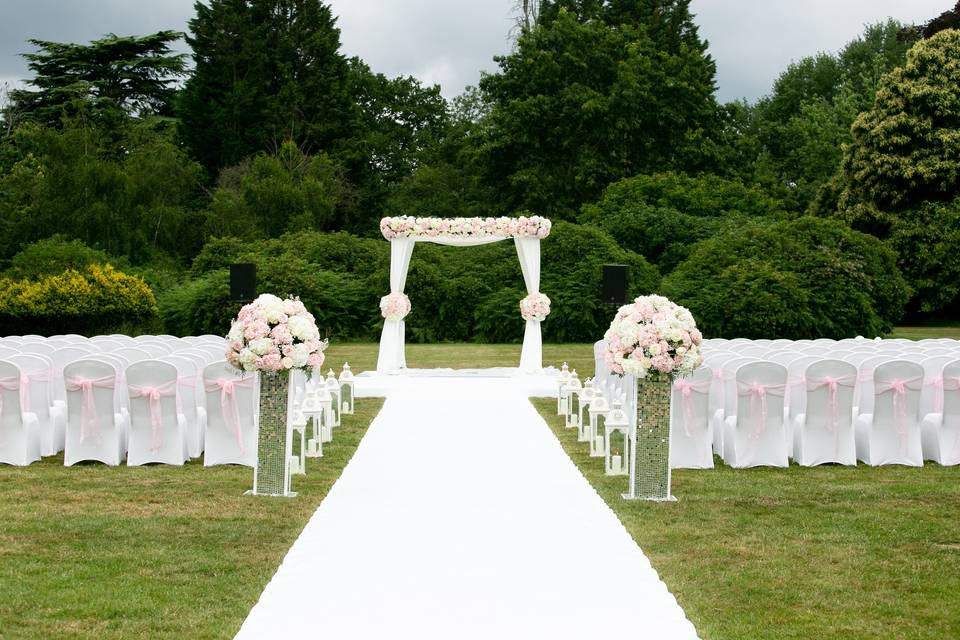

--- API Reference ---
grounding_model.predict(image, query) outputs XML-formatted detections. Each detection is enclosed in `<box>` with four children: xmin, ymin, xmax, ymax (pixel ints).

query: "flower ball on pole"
<box><xmin>604</xmin><ymin>295</ymin><xmax>703</xmax><ymax>501</ymax></box>
<box><xmin>227</xmin><ymin>293</ymin><xmax>327</xmax><ymax>497</ymax></box>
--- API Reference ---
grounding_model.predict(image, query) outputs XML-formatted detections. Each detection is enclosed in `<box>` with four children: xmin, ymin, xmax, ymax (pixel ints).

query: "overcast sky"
<box><xmin>0</xmin><ymin>0</ymin><xmax>952</xmax><ymax>104</ymax></box>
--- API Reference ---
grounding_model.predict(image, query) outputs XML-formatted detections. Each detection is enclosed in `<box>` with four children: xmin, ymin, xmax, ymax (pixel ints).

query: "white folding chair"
<box><xmin>63</xmin><ymin>360</ymin><xmax>128</xmax><ymax>466</ymax></box>
<box><xmin>18</xmin><ymin>342</ymin><xmax>55</xmax><ymax>358</ymax></box>
<box><xmin>921</xmin><ymin>359</ymin><xmax>960</xmax><ymax>466</ymax></box>
<box><xmin>116</xmin><ymin>347</ymin><xmax>152</xmax><ymax>363</ymax></box>
<box><xmin>0</xmin><ymin>346</ymin><xmax>19</xmax><ymax>359</ymax></box>
<box><xmin>855</xmin><ymin>355</ymin><xmax>896</xmax><ymax>417</ymax></box>
<box><xmin>737</xmin><ymin>346</ymin><xmax>770</xmax><ymax>358</ymax></box>
<box><xmin>669</xmin><ymin>366</ymin><xmax>714</xmax><ymax>469</ymax></box>
<box><xmin>855</xmin><ymin>361</ymin><xmax>924</xmax><ymax>466</ymax></box>
<box><xmin>7</xmin><ymin>353</ymin><xmax>64</xmax><ymax>456</ymax></box>
<box><xmin>137</xmin><ymin>343</ymin><xmax>174</xmax><ymax>358</ymax></box>
<box><xmin>792</xmin><ymin>359</ymin><xmax>858</xmax><ymax>466</ymax></box>
<box><xmin>722</xmin><ymin>362</ymin><xmax>789</xmax><ymax>468</ymax></box>
<box><xmin>0</xmin><ymin>360</ymin><xmax>42</xmax><ymax>465</ymax></box>
<box><xmin>126</xmin><ymin>361</ymin><xmax>188</xmax><ymax>466</ymax></box>
<box><xmin>710</xmin><ymin>356</ymin><xmax>758</xmax><ymax>456</ymax></box>
<box><xmin>202</xmin><ymin>362</ymin><xmax>256</xmax><ymax>467</ymax></box>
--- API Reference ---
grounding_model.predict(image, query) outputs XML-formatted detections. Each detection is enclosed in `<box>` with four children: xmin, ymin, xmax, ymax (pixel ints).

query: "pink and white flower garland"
<box><xmin>380</xmin><ymin>216</ymin><xmax>551</xmax><ymax>240</ymax></box>
<box><xmin>380</xmin><ymin>292</ymin><xmax>411</xmax><ymax>321</ymax></box>
<box><xmin>226</xmin><ymin>294</ymin><xmax>327</xmax><ymax>373</ymax></box>
<box><xmin>520</xmin><ymin>292</ymin><xmax>551</xmax><ymax>322</ymax></box>
<box><xmin>604</xmin><ymin>295</ymin><xmax>703</xmax><ymax>379</ymax></box>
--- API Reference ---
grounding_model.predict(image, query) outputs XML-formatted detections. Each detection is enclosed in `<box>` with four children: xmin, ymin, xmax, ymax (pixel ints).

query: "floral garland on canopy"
<box><xmin>604</xmin><ymin>295</ymin><xmax>703</xmax><ymax>379</ymax></box>
<box><xmin>520</xmin><ymin>292</ymin><xmax>551</xmax><ymax>322</ymax></box>
<box><xmin>380</xmin><ymin>215</ymin><xmax>551</xmax><ymax>240</ymax></box>
<box><xmin>380</xmin><ymin>292</ymin><xmax>411</xmax><ymax>321</ymax></box>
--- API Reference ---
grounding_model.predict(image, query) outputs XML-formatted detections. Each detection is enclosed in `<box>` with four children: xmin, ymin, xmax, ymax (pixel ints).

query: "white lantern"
<box><xmin>578</xmin><ymin>378</ymin><xmax>595</xmax><ymax>430</ymax></box>
<box><xmin>604</xmin><ymin>397</ymin><xmax>630</xmax><ymax>474</ymax></box>
<box><xmin>339</xmin><ymin>362</ymin><xmax>355</xmax><ymax>414</ymax></box>
<box><xmin>288</xmin><ymin>407</ymin><xmax>308</xmax><ymax>475</ymax></box>
<box><xmin>587</xmin><ymin>392</ymin><xmax>609</xmax><ymax>445</ymax></box>
<box><xmin>565</xmin><ymin>370</ymin><xmax>582</xmax><ymax>428</ymax></box>
<box><xmin>325</xmin><ymin>369</ymin><xmax>341</xmax><ymax>428</ymax></box>
<box><xmin>557</xmin><ymin>362</ymin><xmax>571</xmax><ymax>415</ymax></box>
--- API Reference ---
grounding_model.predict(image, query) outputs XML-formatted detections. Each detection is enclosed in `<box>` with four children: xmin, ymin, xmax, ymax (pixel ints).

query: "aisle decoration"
<box><xmin>227</xmin><ymin>293</ymin><xmax>327</xmax><ymax>497</ymax></box>
<box><xmin>520</xmin><ymin>292</ymin><xmax>551</xmax><ymax>322</ymax></box>
<box><xmin>604</xmin><ymin>294</ymin><xmax>703</xmax><ymax>501</ymax></box>
<box><xmin>380</xmin><ymin>293</ymin><xmax>411</xmax><ymax>321</ymax></box>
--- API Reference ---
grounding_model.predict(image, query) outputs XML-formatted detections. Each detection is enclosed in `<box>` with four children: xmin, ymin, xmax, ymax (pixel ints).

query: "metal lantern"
<box><xmin>288</xmin><ymin>404</ymin><xmax>308</xmax><ymax>475</ymax></box>
<box><xmin>338</xmin><ymin>362</ymin><xmax>355</xmax><ymax>415</ymax></box>
<box><xmin>565</xmin><ymin>371</ymin><xmax>582</xmax><ymax>428</ymax></box>
<box><xmin>325</xmin><ymin>369</ymin><xmax>341</xmax><ymax>428</ymax></box>
<box><xmin>316</xmin><ymin>383</ymin><xmax>334</xmax><ymax>443</ymax></box>
<box><xmin>578</xmin><ymin>378</ymin><xmax>596</xmax><ymax>430</ymax></box>
<box><xmin>587</xmin><ymin>392</ymin><xmax>609</xmax><ymax>445</ymax></box>
<box><xmin>557</xmin><ymin>362</ymin><xmax>571</xmax><ymax>415</ymax></box>
<box><xmin>604</xmin><ymin>397</ymin><xmax>630</xmax><ymax>474</ymax></box>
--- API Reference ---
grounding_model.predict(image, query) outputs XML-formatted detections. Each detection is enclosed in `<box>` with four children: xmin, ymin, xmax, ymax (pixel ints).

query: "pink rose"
<box><xmin>653</xmin><ymin>355</ymin><xmax>674</xmax><ymax>373</ymax></box>
<box><xmin>271</xmin><ymin>324</ymin><xmax>293</xmax><ymax>344</ymax></box>
<box><xmin>308</xmin><ymin>351</ymin><xmax>325</xmax><ymax>368</ymax></box>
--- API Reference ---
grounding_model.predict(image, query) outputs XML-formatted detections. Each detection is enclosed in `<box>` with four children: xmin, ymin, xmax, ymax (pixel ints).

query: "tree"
<box><xmin>10</xmin><ymin>32</ymin><xmax>186</xmax><ymax>126</ymax></box>
<box><xmin>178</xmin><ymin>0</ymin><xmax>356</xmax><ymax>174</ymax></box>
<box><xmin>834</xmin><ymin>29</ymin><xmax>960</xmax><ymax>214</ymax></box>
<box><xmin>478</xmin><ymin>1</ymin><xmax>719</xmax><ymax>218</ymax></box>
<box><xmin>916</xmin><ymin>2</ymin><xmax>960</xmax><ymax>39</ymax></box>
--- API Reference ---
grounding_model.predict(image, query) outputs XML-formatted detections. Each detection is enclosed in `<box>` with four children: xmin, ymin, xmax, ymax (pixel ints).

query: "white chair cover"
<box><xmin>202</xmin><ymin>362</ymin><xmax>256</xmax><ymax>467</ymax></box>
<box><xmin>63</xmin><ymin>360</ymin><xmax>128</xmax><ymax>466</ymax></box>
<box><xmin>163</xmin><ymin>355</ymin><xmax>206</xmax><ymax>458</ymax></box>
<box><xmin>7</xmin><ymin>353</ymin><xmax>64</xmax><ymax>456</ymax></box>
<box><xmin>855</xmin><ymin>360</ymin><xmax>924</xmax><ymax>466</ymax></box>
<box><xmin>669</xmin><ymin>366</ymin><xmax>713</xmax><ymax>469</ymax></box>
<box><xmin>0</xmin><ymin>360</ymin><xmax>42</xmax><ymax>466</ymax></box>
<box><xmin>921</xmin><ymin>359</ymin><xmax>960</xmax><ymax>465</ymax></box>
<box><xmin>722</xmin><ymin>362</ymin><xmax>789</xmax><ymax>468</ymax></box>
<box><xmin>126</xmin><ymin>361</ymin><xmax>188</xmax><ymax>466</ymax></box>
<box><xmin>792</xmin><ymin>359</ymin><xmax>857</xmax><ymax>466</ymax></box>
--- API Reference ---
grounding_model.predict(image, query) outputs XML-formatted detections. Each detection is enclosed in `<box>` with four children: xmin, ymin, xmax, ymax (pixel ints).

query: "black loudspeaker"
<box><xmin>230</xmin><ymin>263</ymin><xmax>257</xmax><ymax>302</ymax></box>
<box><xmin>602</xmin><ymin>264</ymin><xmax>629</xmax><ymax>304</ymax></box>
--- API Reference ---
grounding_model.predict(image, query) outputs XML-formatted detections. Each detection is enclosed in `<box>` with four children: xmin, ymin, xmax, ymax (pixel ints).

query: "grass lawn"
<box><xmin>3</xmin><ymin>336</ymin><xmax>959</xmax><ymax>639</ymax></box>
<box><xmin>0</xmin><ymin>400</ymin><xmax>383</xmax><ymax>639</ymax></box>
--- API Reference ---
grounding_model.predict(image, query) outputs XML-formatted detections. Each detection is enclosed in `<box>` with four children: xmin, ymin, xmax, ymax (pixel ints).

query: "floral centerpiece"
<box><xmin>520</xmin><ymin>292</ymin><xmax>551</xmax><ymax>322</ymax></box>
<box><xmin>380</xmin><ymin>215</ymin><xmax>551</xmax><ymax>240</ymax></box>
<box><xmin>227</xmin><ymin>294</ymin><xmax>327</xmax><ymax>372</ymax></box>
<box><xmin>604</xmin><ymin>295</ymin><xmax>702</xmax><ymax>380</ymax></box>
<box><xmin>380</xmin><ymin>292</ymin><xmax>411</xmax><ymax>321</ymax></box>
<box><xmin>603</xmin><ymin>295</ymin><xmax>703</xmax><ymax>502</ymax></box>
<box><xmin>226</xmin><ymin>293</ymin><xmax>327</xmax><ymax>498</ymax></box>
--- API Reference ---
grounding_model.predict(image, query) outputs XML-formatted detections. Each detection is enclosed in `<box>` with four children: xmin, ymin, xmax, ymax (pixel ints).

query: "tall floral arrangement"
<box><xmin>604</xmin><ymin>295</ymin><xmax>703</xmax><ymax>379</ymax></box>
<box><xmin>226</xmin><ymin>294</ymin><xmax>327</xmax><ymax>372</ymax></box>
<box><xmin>380</xmin><ymin>216</ymin><xmax>551</xmax><ymax>240</ymax></box>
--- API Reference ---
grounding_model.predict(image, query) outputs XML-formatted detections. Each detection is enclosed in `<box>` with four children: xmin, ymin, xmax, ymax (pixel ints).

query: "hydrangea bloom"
<box><xmin>519</xmin><ymin>292</ymin><xmax>551</xmax><ymax>322</ymax></box>
<box><xmin>380</xmin><ymin>292</ymin><xmax>411</xmax><ymax>321</ymax></box>
<box><xmin>227</xmin><ymin>294</ymin><xmax>327</xmax><ymax>373</ymax></box>
<box><xmin>604</xmin><ymin>294</ymin><xmax>703</xmax><ymax>380</ymax></box>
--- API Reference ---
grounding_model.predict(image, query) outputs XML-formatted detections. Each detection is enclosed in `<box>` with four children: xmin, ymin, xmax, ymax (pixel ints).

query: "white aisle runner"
<box><xmin>235</xmin><ymin>378</ymin><xmax>698</xmax><ymax>639</ymax></box>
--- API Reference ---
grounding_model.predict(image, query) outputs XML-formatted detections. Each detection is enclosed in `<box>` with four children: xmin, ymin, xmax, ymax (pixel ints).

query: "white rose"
<box><xmin>228</xmin><ymin>322</ymin><xmax>244</xmax><ymax>342</ymax></box>
<box><xmin>287</xmin><ymin>316</ymin><xmax>311</xmax><ymax>340</ymax></box>
<box><xmin>239</xmin><ymin>348</ymin><xmax>257</xmax><ymax>368</ymax></box>
<box><xmin>648</xmin><ymin>343</ymin><xmax>662</xmax><ymax>356</ymax></box>
<box><xmin>291</xmin><ymin>344</ymin><xmax>310</xmax><ymax>367</ymax></box>
<box><xmin>281</xmin><ymin>356</ymin><xmax>294</xmax><ymax>369</ymax></box>
<box><xmin>249</xmin><ymin>337</ymin><xmax>274</xmax><ymax>356</ymax></box>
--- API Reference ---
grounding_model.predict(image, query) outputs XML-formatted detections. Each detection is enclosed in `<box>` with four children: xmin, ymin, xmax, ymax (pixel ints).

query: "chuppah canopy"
<box><xmin>376</xmin><ymin>216</ymin><xmax>552</xmax><ymax>373</ymax></box>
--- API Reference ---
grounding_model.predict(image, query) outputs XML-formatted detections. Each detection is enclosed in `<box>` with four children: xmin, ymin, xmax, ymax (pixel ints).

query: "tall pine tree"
<box><xmin>178</xmin><ymin>0</ymin><xmax>356</xmax><ymax>174</ymax></box>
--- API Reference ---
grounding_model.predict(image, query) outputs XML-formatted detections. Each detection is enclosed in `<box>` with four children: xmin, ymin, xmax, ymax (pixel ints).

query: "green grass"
<box><xmin>533</xmin><ymin>400</ymin><xmax>960</xmax><ymax>640</ymax></box>
<box><xmin>887</xmin><ymin>326</ymin><xmax>960</xmax><ymax>340</ymax></box>
<box><xmin>0</xmin><ymin>400</ymin><xmax>382</xmax><ymax>639</ymax></box>
<box><xmin>3</xmin><ymin>337</ymin><xmax>960</xmax><ymax>639</ymax></box>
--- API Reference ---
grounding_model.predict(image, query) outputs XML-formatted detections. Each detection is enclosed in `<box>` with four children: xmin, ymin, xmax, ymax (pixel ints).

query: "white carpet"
<box><xmin>234</xmin><ymin>378</ymin><xmax>698</xmax><ymax>639</ymax></box>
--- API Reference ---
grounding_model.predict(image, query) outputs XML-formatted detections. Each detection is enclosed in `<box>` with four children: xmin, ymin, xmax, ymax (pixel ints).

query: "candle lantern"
<box><xmin>565</xmin><ymin>371</ymin><xmax>582</xmax><ymax>428</ymax></box>
<box><xmin>288</xmin><ymin>407</ymin><xmax>308</xmax><ymax>475</ymax></box>
<box><xmin>557</xmin><ymin>362</ymin><xmax>571</xmax><ymax>415</ymax></box>
<box><xmin>578</xmin><ymin>378</ymin><xmax>595</xmax><ymax>430</ymax></box>
<box><xmin>316</xmin><ymin>383</ymin><xmax>333</xmax><ymax>443</ymax></box>
<box><xmin>325</xmin><ymin>369</ymin><xmax>341</xmax><ymax>428</ymax></box>
<box><xmin>586</xmin><ymin>392</ymin><xmax>609</xmax><ymax>444</ymax></box>
<box><xmin>604</xmin><ymin>398</ymin><xmax>630</xmax><ymax>474</ymax></box>
<box><xmin>339</xmin><ymin>363</ymin><xmax>355</xmax><ymax>414</ymax></box>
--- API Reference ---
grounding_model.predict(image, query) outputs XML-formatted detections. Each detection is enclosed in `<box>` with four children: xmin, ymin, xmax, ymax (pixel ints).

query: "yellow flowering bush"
<box><xmin>0</xmin><ymin>264</ymin><xmax>158</xmax><ymax>335</ymax></box>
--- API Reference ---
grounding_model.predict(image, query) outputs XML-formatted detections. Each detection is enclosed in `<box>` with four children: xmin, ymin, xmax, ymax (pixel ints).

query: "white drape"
<box><xmin>376</xmin><ymin>238</ymin><xmax>415</xmax><ymax>372</ymax></box>
<box><xmin>514</xmin><ymin>237</ymin><xmax>542</xmax><ymax>372</ymax></box>
<box><xmin>375</xmin><ymin>235</ymin><xmax>543</xmax><ymax>372</ymax></box>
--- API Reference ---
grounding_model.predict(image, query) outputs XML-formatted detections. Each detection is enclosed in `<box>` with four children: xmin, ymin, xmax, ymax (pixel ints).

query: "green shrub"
<box><xmin>6</xmin><ymin>235</ymin><xmax>111</xmax><ymax>280</ymax></box>
<box><xmin>0</xmin><ymin>264</ymin><xmax>158</xmax><ymax>335</ymax></box>
<box><xmin>581</xmin><ymin>172</ymin><xmax>787</xmax><ymax>271</ymax></box>
<box><xmin>662</xmin><ymin>217</ymin><xmax>909</xmax><ymax>338</ymax></box>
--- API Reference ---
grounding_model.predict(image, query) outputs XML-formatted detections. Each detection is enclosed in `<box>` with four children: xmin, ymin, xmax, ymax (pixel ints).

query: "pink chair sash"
<box><xmin>128</xmin><ymin>380</ymin><xmax>179</xmax><ymax>452</ymax></box>
<box><xmin>674</xmin><ymin>378</ymin><xmax>711</xmax><ymax>437</ymax></box>
<box><xmin>875</xmin><ymin>376</ymin><xmax>923</xmax><ymax>453</ymax></box>
<box><xmin>64</xmin><ymin>375</ymin><xmax>116</xmax><ymax>442</ymax></box>
<box><xmin>807</xmin><ymin>375</ymin><xmax>857</xmax><ymax>433</ymax></box>
<box><xmin>737</xmin><ymin>381</ymin><xmax>786</xmax><ymax>439</ymax></box>
<box><xmin>204</xmin><ymin>377</ymin><xmax>254</xmax><ymax>454</ymax></box>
